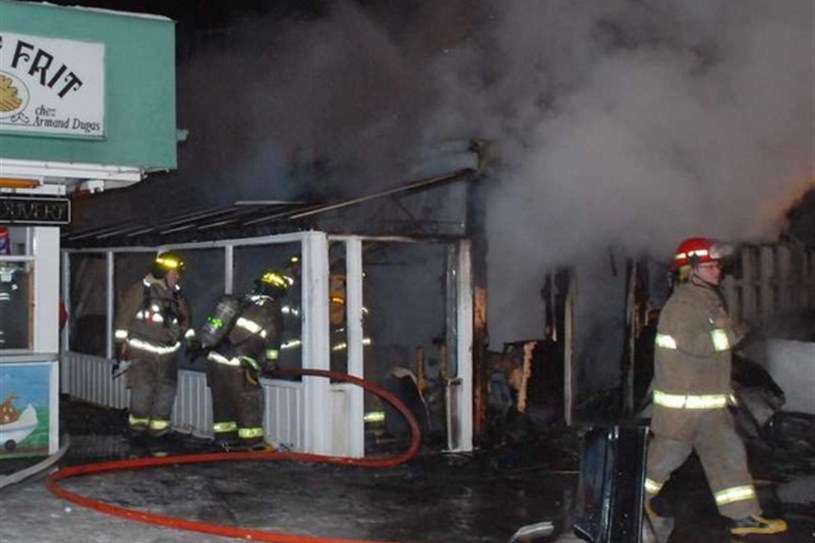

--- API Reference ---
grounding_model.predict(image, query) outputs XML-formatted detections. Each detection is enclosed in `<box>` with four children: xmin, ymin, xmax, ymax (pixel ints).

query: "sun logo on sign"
<box><xmin>0</xmin><ymin>72</ymin><xmax>30</xmax><ymax>119</ymax></box>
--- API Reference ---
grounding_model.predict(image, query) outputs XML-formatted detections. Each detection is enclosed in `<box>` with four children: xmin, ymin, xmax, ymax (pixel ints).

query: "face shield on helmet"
<box><xmin>151</xmin><ymin>252</ymin><xmax>185</xmax><ymax>279</ymax></box>
<box><xmin>255</xmin><ymin>268</ymin><xmax>293</xmax><ymax>298</ymax></box>
<box><xmin>672</xmin><ymin>237</ymin><xmax>734</xmax><ymax>271</ymax></box>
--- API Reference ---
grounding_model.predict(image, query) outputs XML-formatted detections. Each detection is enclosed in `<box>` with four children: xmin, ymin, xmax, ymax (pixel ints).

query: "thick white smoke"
<box><xmin>471</xmin><ymin>1</ymin><xmax>815</xmax><ymax>357</ymax></box>
<box><xmin>75</xmin><ymin>1</ymin><xmax>814</xmax><ymax>387</ymax></box>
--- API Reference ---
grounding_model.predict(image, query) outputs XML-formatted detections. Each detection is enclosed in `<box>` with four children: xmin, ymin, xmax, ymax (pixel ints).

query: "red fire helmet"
<box><xmin>672</xmin><ymin>237</ymin><xmax>734</xmax><ymax>270</ymax></box>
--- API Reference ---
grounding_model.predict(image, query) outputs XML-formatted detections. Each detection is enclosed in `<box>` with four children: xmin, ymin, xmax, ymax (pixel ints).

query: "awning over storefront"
<box><xmin>63</xmin><ymin>167</ymin><xmax>477</xmax><ymax>247</ymax></box>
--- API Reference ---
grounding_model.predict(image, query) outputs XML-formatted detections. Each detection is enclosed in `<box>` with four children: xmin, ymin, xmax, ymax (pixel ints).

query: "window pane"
<box><xmin>1</xmin><ymin>225</ymin><xmax>31</xmax><ymax>256</ymax></box>
<box><xmin>0</xmin><ymin>261</ymin><xmax>33</xmax><ymax>350</ymax></box>
<box><xmin>234</xmin><ymin>242</ymin><xmax>300</xmax><ymax>370</ymax></box>
<box><xmin>113</xmin><ymin>251</ymin><xmax>217</xmax><ymax>371</ymax></box>
<box><xmin>328</xmin><ymin>241</ymin><xmax>348</xmax><ymax>373</ymax></box>
<box><xmin>175</xmin><ymin>248</ymin><xmax>224</xmax><ymax>371</ymax></box>
<box><xmin>69</xmin><ymin>254</ymin><xmax>107</xmax><ymax>356</ymax></box>
<box><xmin>113</xmin><ymin>253</ymin><xmax>155</xmax><ymax>359</ymax></box>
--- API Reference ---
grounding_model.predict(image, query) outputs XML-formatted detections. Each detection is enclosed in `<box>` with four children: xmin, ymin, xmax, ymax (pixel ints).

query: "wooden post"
<box><xmin>622</xmin><ymin>259</ymin><xmax>636</xmax><ymax>416</ymax></box>
<box><xmin>741</xmin><ymin>247</ymin><xmax>756</xmax><ymax>323</ymax></box>
<box><xmin>517</xmin><ymin>341</ymin><xmax>536</xmax><ymax>414</ymax></box>
<box><xmin>472</xmin><ymin>286</ymin><xmax>489</xmax><ymax>439</ymax></box>
<box><xmin>778</xmin><ymin>245</ymin><xmax>791</xmax><ymax>313</ymax></box>
<box><xmin>415</xmin><ymin>346</ymin><xmax>427</xmax><ymax>395</ymax></box>
<box><xmin>564</xmin><ymin>273</ymin><xmax>577</xmax><ymax>426</ymax></box>
<box><xmin>760</xmin><ymin>246</ymin><xmax>775</xmax><ymax>324</ymax></box>
<box><xmin>723</xmin><ymin>250</ymin><xmax>740</xmax><ymax>323</ymax></box>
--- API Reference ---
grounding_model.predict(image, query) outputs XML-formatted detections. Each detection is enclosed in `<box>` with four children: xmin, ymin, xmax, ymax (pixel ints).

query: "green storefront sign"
<box><xmin>0</xmin><ymin>0</ymin><xmax>177</xmax><ymax>172</ymax></box>
<box><xmin>0</xmin><ymin>1</ymin><xmax>177</xmax><ymax>461</ymax></box>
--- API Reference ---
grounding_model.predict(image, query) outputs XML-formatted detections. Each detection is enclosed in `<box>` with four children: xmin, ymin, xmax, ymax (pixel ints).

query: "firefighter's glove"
<box><xmin>711</xmin><ymin>314</ymin><xmax>726</xmax><ymax>328</ymax></box>
<box><xmin>111</xmin><ymin>344</ymin><xmax>131</xmax><ymax>379</ymax></box>
<box><xmin>261</xmin><ymin>361</ymin><xmax>279</xmax><ymax>377</ymax></box>
<box><xmin>262</xmin><ymin>349</ymin><xmax>280</xmax><ymax>375</ymax></box>
<box><xmin>185</xmin><ymin>340</ymin><xmax>207</xmax><ymax>361</ymax></box>
<box><xmin>114</xmin><ymin>342</ymin><xmax>128</xmax><ymax>376</ymax></box>
<box><xmin>241</xmin><ymin>357</ymin><xmax>261</xmax><ymax>385</ymax></box>
<box><xmin>732</xmin><ymin>321</ymin><xmax>751</xmax><ymax>345</ymax></box>
<box><xmin>186</xmin><ymin>335</ymin><xmax>202</xmax><ymax>353</ymax></box>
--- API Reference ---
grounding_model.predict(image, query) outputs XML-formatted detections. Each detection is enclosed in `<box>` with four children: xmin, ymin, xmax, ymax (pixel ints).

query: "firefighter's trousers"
<box><xmin>646</xmin><ymin>408</ymin><xmax>760</xmax><ymax>520</ymax></box>
<box><xmin>208</xmin><ymin>360</ymin><xmax>264</xmax><ymax>447</ymax></box>
<box><xmin>126</xmin><ymin>350</ymin><xmax>178</xmax><ymax>437</ymax></box>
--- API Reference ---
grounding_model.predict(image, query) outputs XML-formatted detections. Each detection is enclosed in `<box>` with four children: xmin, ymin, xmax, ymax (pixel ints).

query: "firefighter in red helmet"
<box><xmin>643</xmin><ymin>238</ymin><xmax>787</xmax><ymax>539</ymax></box>
<box><xmin>115</xmin><ymin>252</ymin><xmax>194</xmax><ymax>442</ymax></box>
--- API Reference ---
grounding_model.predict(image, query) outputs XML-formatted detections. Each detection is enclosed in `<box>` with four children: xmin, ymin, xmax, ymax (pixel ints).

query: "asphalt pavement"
<box><xmin>0</xmin><ymin>401</ymin><xmax>812</xmax><ymax>543</ymax></box>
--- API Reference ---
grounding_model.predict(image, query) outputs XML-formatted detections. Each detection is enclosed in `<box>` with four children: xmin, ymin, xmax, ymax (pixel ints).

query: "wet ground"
<box><xmin>0</xmin><ymin>399</ymin><xmax>813</xmax><ymax>543</ymax></box>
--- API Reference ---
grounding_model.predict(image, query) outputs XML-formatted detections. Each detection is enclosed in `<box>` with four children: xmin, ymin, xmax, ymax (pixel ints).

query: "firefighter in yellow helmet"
<box><xmin>200</xmin><ymin>267</ymin><xmax>291</xmax><ymax>451</ymax></box>
<box><xmin>114</xmin><ymin>252</ymin><xmax>194</xmax><ymax>441</ymax></box>
<box><xmin>643</xmin><ymin>238</ymin><xmax>787</xmax><ymax>539</ymax></box>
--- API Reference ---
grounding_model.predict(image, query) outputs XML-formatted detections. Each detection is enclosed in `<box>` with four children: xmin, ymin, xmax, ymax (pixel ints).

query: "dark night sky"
<box><xmin>44</xmin><ymin>1</ymin><xmax>323</xmax><ymax>30</ymax></box>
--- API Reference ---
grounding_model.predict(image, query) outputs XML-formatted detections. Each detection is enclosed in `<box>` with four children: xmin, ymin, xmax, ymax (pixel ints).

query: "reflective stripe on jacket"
<box><xmin>652</xmin><ymin>390</ymin><xmax>733</xmax><ymax>409</ymax></box>
<box><xmin>652</xmin><ymin>282</ymin><xmax>736</xmax><ymax>397</ymax></box>
<box><xmin>115</xmin><ymin>274</ymin><xmax>192</xmax><ymax>347</ymax></box>
<box><xmin>207</xmin><ymin>351</ymin><xmax>243</xmax><ymax>367</ymax></box>
<box><xmin>215</xmin><ymin>294</ymin><xmax>283</xmax><ymax>364</ymax></box>
<box><xmin>651</xmin><ymin>282</ymin><xmax>739</xmax><ymax>439</ymax></box>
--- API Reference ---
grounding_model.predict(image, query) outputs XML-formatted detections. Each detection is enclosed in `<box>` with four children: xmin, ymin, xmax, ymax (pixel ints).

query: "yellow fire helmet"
<box><xmin>152</xmin><ymin>252</ymin><xmax>185</xmax><ymax>278</ymax></box>
<box><xmin>257</xmin><ymin>268</ymin><xmax>294</xmax><ymax>298</ymax></box>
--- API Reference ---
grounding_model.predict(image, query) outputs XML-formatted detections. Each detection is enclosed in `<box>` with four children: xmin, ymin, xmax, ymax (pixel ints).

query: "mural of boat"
<box><xmin>0</xmin><ymin>403</ymin><xmax>38</xmax><ymax>452</ymax></box>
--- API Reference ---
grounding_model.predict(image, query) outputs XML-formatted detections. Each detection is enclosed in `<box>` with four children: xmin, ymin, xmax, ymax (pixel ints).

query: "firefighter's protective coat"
<box><xmin>205</xmin><ymin>293</ymin><xmax>283</xmax><ymax>447</ymax></box>
<box><xmin>115</xmin><ymin>274</ymin><xmax>192</xmax><ymax>436</ymax></box>
<box><xmin>645</xmin><ymin>281</ymin><xmax>759</xmax><ymax>520</ymax></box>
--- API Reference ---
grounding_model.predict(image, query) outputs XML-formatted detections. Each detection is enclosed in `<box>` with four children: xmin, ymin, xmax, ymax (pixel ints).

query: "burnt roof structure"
<box><xmin>63</xmin><ymin>167</ymin><xmax>478</xmax><ymax>248</ymax></box>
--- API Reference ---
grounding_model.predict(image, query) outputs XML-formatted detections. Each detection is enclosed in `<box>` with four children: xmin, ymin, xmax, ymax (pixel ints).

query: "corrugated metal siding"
<box><xmin>171</xmin><ymin>369</ymin><xmax>212</xmax><ymax>438</ymax></box>
<box><xmin>61</xmin><ymin>352</ymin><xmax>306</xmax><ymax>451</ymax></box>
<box><xmin>62</xmin><ymin>352</ymin><xmax>129</xmax><ymax>409</ymax></box>
<box><xmin>329</xmin><ymin>384</ymin><xmax>352</xmax><ymax>457</ymax></box>
<box><xmin>264</xmin><ymin>379</ymin><xmax>305</xmax><ymax>451</ymax></box>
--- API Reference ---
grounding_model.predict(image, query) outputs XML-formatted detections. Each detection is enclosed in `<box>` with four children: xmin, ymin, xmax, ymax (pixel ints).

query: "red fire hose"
<box><xmin>47</xmin><ymin>368</ymin><xmax>423</xmax><ymax>543</ymax></box>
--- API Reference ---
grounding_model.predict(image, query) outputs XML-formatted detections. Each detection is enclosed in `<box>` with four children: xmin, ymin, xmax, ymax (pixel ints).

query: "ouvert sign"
<box><xmin>0</xmin><ymin>32</ymin><xmax>106</xmax><ymax>138</ymax></box>
<box><xmin>0</xmin><ymin>196</ymin><xmax>71</xmax><ymax>225</ymax></box>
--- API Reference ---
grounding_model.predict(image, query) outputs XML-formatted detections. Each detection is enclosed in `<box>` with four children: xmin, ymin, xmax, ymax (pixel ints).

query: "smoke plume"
<box><xmin>471</xmin><ymin>0</ymin><xmax>815</xmax><ymax>349</ymax></box>
<box><xmin>177</xmin><ymin>2</ymin><xmax>814</xmax><ymax>351</ymax></box>
<box><xmin>78</xmin><ymin>1</ymin><xmax>814</xmax><ymax>379</ymax></box>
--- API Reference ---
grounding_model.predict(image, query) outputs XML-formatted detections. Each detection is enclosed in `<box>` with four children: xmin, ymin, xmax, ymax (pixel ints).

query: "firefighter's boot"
<box><xmin>213</xmin><ymin>429</ymin><xmax>240</xmax><ymax>451</ymax></box>
<box><xmin>729</xmin><ymin>514</ymin><xmax>788</xmax><ymax>535</ymax></box>
<box><xmin>248</xmin><ymin>441</ymin><xmax>276</xmax><ymax>452</ymax></box>
<box><xmin>228</xmin><ymin>439</ymin><xmax>275</xmax><ymax>452</ymax></box>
